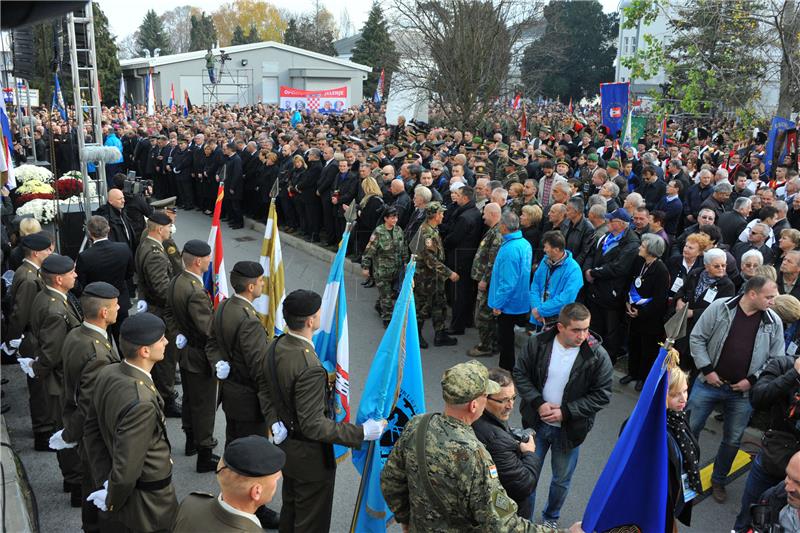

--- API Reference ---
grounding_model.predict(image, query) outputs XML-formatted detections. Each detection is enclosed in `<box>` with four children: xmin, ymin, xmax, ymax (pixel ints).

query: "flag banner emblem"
<box><xmin>253</xmin><ymin>200</ymin><xmax>286</xmax><ymax>337</ymax></box>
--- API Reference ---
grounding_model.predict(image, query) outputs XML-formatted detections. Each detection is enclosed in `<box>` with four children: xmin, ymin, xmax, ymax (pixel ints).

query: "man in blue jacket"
<box><xmin>489</xmin><ymin>212</ymin><xmax>533</xmax><ymax>371</ymax></box>
<box><xmin>530</xmin><ymin>231</ymin><xmax>583</xmax><ymax>329</ymax></box>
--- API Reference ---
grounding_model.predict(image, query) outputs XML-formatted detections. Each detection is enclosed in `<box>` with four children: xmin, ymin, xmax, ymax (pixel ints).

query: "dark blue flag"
<box><xmin>600</xmin><ymin>82</ymin><xmax>629</xmax><ymax>139</ymax></box>
<box><xmin>765</xmin><ymin>116</ymin><xmax>796</xmax><ymax>178</ymax></box>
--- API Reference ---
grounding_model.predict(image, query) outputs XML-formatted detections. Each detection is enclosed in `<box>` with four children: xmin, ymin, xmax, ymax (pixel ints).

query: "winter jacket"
<box><xmin>529</xmin><ymin>250</ymin><xmax>583</xmax><ymax>325</ymax></box>
<box><xmin>689</xmin><ymin>294</ymin><xmax>783</xmax><ymax>387</ymax></box>
<box><xmin>563</xmin><ymin>216</ymin><xmax>596</xmax><ymax>267</ymax></box>
<box><xmin>513</xmin><ymin>327</ymin><xmax>613</xmax><ymax>450</ymax></box>
<box><xmin>488</xmin><ymin>231</ymin><xmax>533</xmax><ymax>314</ymax></box>
<box><xmin>472</xmin><ymin>411</ymin><xmax>540</xmax><ymax>519</ymax></box>
<box><xmin>684</xmin><ymin>183</ymin><xmax>713</xmax><ymax>218</ymax></box>
<box><xmin>750</xmin><ymin>356</ymin><xmax>800</xmax><ymax>435</ymax></box>
<box><xmin>583</xmin><ymin>227</ymin><xmax>641</xmax><ymax>309</ymax></box>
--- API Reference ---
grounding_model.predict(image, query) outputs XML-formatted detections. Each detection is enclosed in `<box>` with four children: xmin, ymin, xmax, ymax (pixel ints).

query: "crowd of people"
<box><xmin>2</xmin><ymin>97</ymin><xmax>800</xmax><ymax>532</ymax></box>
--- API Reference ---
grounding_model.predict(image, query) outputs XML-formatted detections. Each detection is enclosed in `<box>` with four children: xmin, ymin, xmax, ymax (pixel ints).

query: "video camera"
<box><xmin>219</xmin><ymin>50</ymin><xmax>231</xmax><ymax>62</ymax></box>
<box><xmin>123</xmin><ymin>171</ymin><xmax>153</xmax><ymax>196</ymax></box>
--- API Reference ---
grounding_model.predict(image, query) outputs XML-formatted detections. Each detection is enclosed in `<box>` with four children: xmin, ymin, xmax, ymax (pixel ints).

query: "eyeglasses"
<box><xmin>488</xmin><ymin>395</ymin><xmax>516</xmax><ymax>404</ymax></box>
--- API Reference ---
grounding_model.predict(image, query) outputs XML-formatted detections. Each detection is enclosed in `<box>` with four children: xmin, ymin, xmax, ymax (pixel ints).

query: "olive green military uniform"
<box><xmin>83</xmin><ymin>361</ymin><xmax>178</xmax><ymax>532</ymax></box>
<box><xmin>504</xmin><ymin>167</ymin><xmax>529</xmax><ymax>188</ymax></box>
<box><xmin>261</xmin><ymin>333</ymin><xmax>364</xmax><ymax>532</ymax></box>
<box><xmin>414</xmin><ymin>222</ymin><xmax>452</xmax><ymax>332</ymax></box>
<box><xmin>135</xmin><ymin>236</ymin><xmax>177</xmax><ymax>404</ymax></box>
<box><xmin>361</xmin><ymin>224</ymin><xmax>408</xmax><ymax>320</ymax></box>
<box><xmin>381</xmin><ymin>413</ymin><xmax>555</xmax><ymax>532</ymax></box>
<box><xmin>140</xmin><ymin>228</ymin><xmax>183</xmax><ymax>274</ymax></box>
<box><xmin>30</xmin><ymin>287</ymin><xmax>82</xmax><ymax>485</ymax></box>
<box><xmin>8</xmin><ymin>260</ymin><xmax>51</xmax><ymax>435</ymax></box>
<box><xmin>471</xmin><ymin>225</ymin><xmax>503</xmax><ymax>352</ymax></box>
<box><xmin>173</xmin><ymin>493</ymin><xmax>262</xmax><ymax>533</ymax></box>
<box><xmin>510</xmin><ymin>196</ymin><xmax>540</xmax><ymax>218</ymax></box>
<box><xmin>61</xmin><ymin>323</ymin><xmax>120</xmax><ymax>531</ymax></box>
<box><xmin>166</xmin><ymin>271</ymin><xmax>216</xmax><ymax>449</ymax></box>
<box><xmin>206</xmin><ymin>295</ymin><xmax>269</xmax><ymax>445</ymax></box>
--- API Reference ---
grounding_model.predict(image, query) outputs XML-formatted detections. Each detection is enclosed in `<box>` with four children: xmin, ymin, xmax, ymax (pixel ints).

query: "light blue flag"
<box><xmin>582</xmin><ymin>346</ymin><xmax>670</xmax><ymax>532</ymax></box>
<box><xmin>314</xmin><ymin>230</ymin><xmax>353</xmax><ymax>462</ymax></box>
<box><xmin>52</xmin><ymin>74</ymin><xmax>67</xmax><ymax>121</ymax></box>
<box><xmin>351</xmin><ymin>260</ymin><xmax>425</xmax><ymax>532</ymax></box>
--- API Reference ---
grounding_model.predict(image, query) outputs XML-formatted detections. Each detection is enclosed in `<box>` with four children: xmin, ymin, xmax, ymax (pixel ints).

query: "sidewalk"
<box><xmin>0</xmin><ymin>415</ymin><xmax>37</xmax><ymax>533</ymax></box>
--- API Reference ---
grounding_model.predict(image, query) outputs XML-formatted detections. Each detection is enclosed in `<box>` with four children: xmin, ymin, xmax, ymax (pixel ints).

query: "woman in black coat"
<box><xmin>621</xmin><ymin>234</ymin><xmax>670</xmax><ymax>392</ymax></box>
<box><xmin>353</xmin><ymin>176</ymin><xmax>385</xmax><ymax>261</ymax></box>
<box><xmin>666</xmin><ymin>368</ymin><xmax>700</xmax><ymax>530</ymax></box>
<box><xmin>666</xmin><ymin>232</ymin><xmax>707</xmax><ymax>299</ymax></box>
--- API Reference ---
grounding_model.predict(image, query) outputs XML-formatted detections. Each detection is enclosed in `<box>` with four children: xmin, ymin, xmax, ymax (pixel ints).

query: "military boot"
<box><xmin>184</xmin><ymin>432</ymin><xmax>197</xmax><ymax>456</ymax></box>
<box><xmin>417</xmin><ymin>322</ymin><xmax>428</xmax><ymax>349</ymax></box>
<box><xmin>196</xmin><ymin>448</ymin><xmax>220</xmax><ymax>473</ymax></box>
<box><xmin>434</xmin><ymin>330</ymin><xmax>457</xmax><ymax>347</ymax></box>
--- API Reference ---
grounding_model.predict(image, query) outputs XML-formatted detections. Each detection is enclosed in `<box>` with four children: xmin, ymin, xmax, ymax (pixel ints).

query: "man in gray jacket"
<box><xmin>688</xmin><ymin>276</ymin><xmax>783</xmax><ymax>504</ymax></box>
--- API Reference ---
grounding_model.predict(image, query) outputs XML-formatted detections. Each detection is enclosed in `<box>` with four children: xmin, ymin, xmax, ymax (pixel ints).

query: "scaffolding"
<box><xmin>202</xmin><ymin>65</ymin><xmax>253</xmax><ymax>108</ymax></box>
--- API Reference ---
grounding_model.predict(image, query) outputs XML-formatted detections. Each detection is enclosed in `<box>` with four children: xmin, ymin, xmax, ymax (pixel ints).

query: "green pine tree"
<box><xmin>136</xmin><ymin>9</ymin><xmax>172</xmax><ymax>56</ymax></box>
<box><xmin>246</xmin><ymin>24</ymin><xmax>260</xmax><ymax>44</ymax></box>
<box><xmin>283</xmin><ymin>18</ymin><xmax>300</xmax><ymax>47</ymax></box>
<box><xmin>351</xmin><ymin>2</ymin><xmax>396</xmax><ymax>98</ymax></box>
<box><xmin>231</xmin><ymin>25</ymin><xmax>247</xmax><ymax>46</ymax></box>
<box><xmin>93</xmin><ymin>2</ymin><xmax>121</xmax><ymax>106</ymax></box>
<box><xmin>189</xmin><ymin>12</ymin><xmax>217</xmax><ymax>52</ymax></box>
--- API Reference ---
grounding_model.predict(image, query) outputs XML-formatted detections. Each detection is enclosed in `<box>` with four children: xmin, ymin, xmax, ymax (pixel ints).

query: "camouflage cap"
<box><xmin>425</xmin><ymin>201</ymin><xmax>447</xmax><ymax>217</ymax></box>
<box><xmin>441</xmin><ymin>360</ymin><xmax>501</xmax><ymax>404</ymax></box>
<box><xmin>497</xmin><ymin>142</ymin><xmax>509</xmax><ymax>151</ymax></box>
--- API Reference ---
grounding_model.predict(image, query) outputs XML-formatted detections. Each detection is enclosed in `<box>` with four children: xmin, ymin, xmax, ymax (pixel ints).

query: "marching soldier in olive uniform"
<box><xmin>381</xmin><ymin>360</ymin><xmax>577</xmax><ymax>533</ymax></box>
<box><xmin>260</xmin><ymin>289</ymin><xmax>386</xmax><ymax>532</ymax></box>
<box><xmin>163</xmin><ymin>207</ymin><xmax>184</xmax><ymax>274</ymax></box>
<box><xmin>56</xmin><ymin>282</ymin><xmax>120</xmax><ymax>524</ymax></box>
<box><xmin>135</xmin><ymin>210</ymin><xmax>181</xmax><ymax>416</ymax></box>
<box><xmin>207</xmin><ymin>261</ymin><xmax>280</xmax><ymax>530</ymax></box>
<box><xmin>361</xmin><ymin>206</ymin><xmax>408</xmax><ymax>327</ymax></box>
<box><xmin>9</xmin><ymin>231</ymin><xmax>52</xmax><ymax>450</ymax></box>
<box><xmin>27</xmin><ymin>254</ymin><xmax>82</xmax><ymax>500</ymax></box>
<box><xmin>173</xmin><ymin>436</ymin><xmax>285</xmax><ymax>533</ymax></box>
<box><xmin>165</xmin><ymin>239</ymin><xmax>218</xmax><ymax>473</ymax></box>
<box><xmin>83</xmin><ymin>313</ymin><xmax>179</xmax><ymax>532</ymax></box>
<box><xmin>469</xmin><ymin>203</ymin><xmax>504</xmax><ymax>357</ymax></box>
<box><xmin>414</xmin><ymin>202</ymin><xmax>459</xmax><ymax>348</ymax></box>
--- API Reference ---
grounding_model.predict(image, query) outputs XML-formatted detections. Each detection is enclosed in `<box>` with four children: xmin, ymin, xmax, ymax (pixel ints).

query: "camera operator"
<box><xmin>111</xmin><ymin>173</ymin><xmax>154</xmax><ymax>238</ymax></box>
<box><xmin>733</xmin><ymin>355</ymin><xmax>800</xmax><ymax>531</ymax></box>
<box><xmin>745</xmin><ymin>451</ymin><xmax>800</xmax><ymax>533</ymax></box>
<box><xmin>205</xmin><ymin>48</ymin><xmax>216</xmax><ymax>84</ymax></box>
<box><xmin>472</xmin><ymin>367</ymin><xmax>540</xmax><ymax>519</ymax></box>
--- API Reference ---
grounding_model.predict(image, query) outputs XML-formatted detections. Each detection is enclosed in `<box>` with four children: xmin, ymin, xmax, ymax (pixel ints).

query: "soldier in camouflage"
<box><xmin>413</xmin><ymin>202</ymin><xmax>459</xmax><ymax>349</ymax></box>
<box><xmin>361</xmin><ymin>206</ymin><xmax>408</xmax><ymax>327</ymax></box>
<box><xmin>381</xmin><ymin>360</ymin><xmax>580</xmax><ymax>533</ymax></box>
<box><xmin>469</xmin><ymin>203</ymin><xmax>504</xmax><ymax>357</ymax></box>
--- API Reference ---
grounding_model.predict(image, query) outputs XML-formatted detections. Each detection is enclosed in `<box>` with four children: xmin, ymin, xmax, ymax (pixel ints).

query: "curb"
<box><xmin>1</xmin><ymin>416</ymin><xmax>37</xmax><ymax>533</ymax></box>
<box><xmin>243</xmin><ymin>217</ymin><xmax>362</xmax><ymax>276</ymax></box>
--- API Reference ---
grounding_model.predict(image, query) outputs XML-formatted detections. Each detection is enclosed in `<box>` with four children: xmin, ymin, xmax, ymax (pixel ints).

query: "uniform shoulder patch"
<box><xmin>425</xmin><ymin>238</ymin><xmax>433</xmax><ymax>248</ymax></box>
<box><xmin>167</xmin><ymin>246</ymin><xmax>177</xmax><ymax>255</ymax></box>
<box><xmin>493</xmin><ymin>490</ymin><xmax>512</xmax><ymax>513</ymax></box>
<box><xmin>488</xmin><ymin>463</ymin><xmax>498</xmax><ymax>478</ymax></box>
<box><xmin>369</xmin><ymin>233</ymin><xmax>376</xmax><ymax>242</ymax></box>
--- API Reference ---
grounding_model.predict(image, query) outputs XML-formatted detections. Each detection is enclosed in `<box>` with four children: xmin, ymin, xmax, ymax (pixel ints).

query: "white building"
<box><xmin>120</xmin><ymin>41</ymin><xmax>371</xmax><ymax>108</ymax></box>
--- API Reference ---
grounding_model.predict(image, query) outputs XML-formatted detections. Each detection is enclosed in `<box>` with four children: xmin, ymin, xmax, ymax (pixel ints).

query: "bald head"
<box><xmin>390</xmin><ymin>179</ymin><xmax>405</xmax><ymax>195</ymax></box>
<box><xmin>483</xmin><ymin>203</ymin><xmax>501</xmax><ymax>226</ymax></box>
<box><xmin>108</xmin><ymin>188</ymin><xmax>125</xmax><ymax>209</ymax></box>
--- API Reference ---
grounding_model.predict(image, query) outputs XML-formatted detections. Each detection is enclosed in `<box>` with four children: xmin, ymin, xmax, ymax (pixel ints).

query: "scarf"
<box><xmin>693</xmin><ymin>270</ymin><xmax>718</xmax><ymax>301</ymax></box>
<box><xmin>667</xmin><ymin>410</ymin><xmax>702</xmax><ymax>493</ymax></box>
<box><xmin>601</xmin><ymin>230</ymin><xmax>623</xmax><ymax>255</ymax></box>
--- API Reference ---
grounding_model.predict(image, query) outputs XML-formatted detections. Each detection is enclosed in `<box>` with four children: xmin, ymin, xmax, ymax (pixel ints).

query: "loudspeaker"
<box><xmin>11</xmin><ymin>29</ymin><xmax>34</xmax><ymax>80</ymax></box>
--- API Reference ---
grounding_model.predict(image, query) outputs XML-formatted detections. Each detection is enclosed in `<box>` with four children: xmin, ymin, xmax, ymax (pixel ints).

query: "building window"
<box><xmin>623</xmin><ymin>36</ymin><xmax>629</xmax><ymax>55</ymax></box>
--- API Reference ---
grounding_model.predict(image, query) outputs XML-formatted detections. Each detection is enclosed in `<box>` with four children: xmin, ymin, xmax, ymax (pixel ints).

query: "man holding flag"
<box><xmin>261</xmin><ymin>289</ymin><xmax>385</xmax><ymax>532</ymax></box>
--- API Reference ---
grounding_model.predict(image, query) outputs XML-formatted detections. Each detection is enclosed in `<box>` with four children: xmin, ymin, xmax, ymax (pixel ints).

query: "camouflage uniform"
<box><xmin>414</xmin><ymin>221</ymin><xmax>452</xmax><ymax>332</ymax></box>
<box><xmin>509</xmin><ymin>196</ymin><xmax>540</xmax><ymax>218</ymax></box>
<box><xmin>471</xmin><ymin>225</ymin><xmax>504</xmax><ymax>351</ymax></box>
<box><xmin>361</xmin><ymin>224</ymin><xmax>408</xmax><ymax>320</ymax></box>
<box><xmin>503</xmin><ymin>167</ymin><xmax>528</xmax><ymax>188</ymax></box>
<box><xmin>381</xmin><ymin>361</ymin><xmax>557</xmax><ymax>533</ymax></box>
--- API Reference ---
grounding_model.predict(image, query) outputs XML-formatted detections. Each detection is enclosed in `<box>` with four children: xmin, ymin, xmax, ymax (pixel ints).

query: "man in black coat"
<box><xmin>718</xmin><ymin>197</ymin><xmax>752</xmax><ymax>246</ymax></box>
<box><xmin>582</xmin><ymin>208</ymin><xmax>641</xmax><ymax>363</ymax></box>
<box><xmin>442</xmin><ymin>186</ymin><xmax>483</xmax><ymax>333</ymax></box>
<box><xmin>563</xmin><ymin>197</ymin><xmax>596</xmax><ymax>269</ymax></box>
<box><xmin>222</xmin><ymin>142</ymin><xmax>244</xmax><ymax>229</ymax></box>
<box><xmin>172</xmin><ymin>138</ymin><xmax>194</xmax><ymax>210</ymax></box>
<box><xmin>635</xmin><ymin>167</ymin><xmax>666</xmax><ymax>211</ymax></box>
<box><xmin>93</xmin><ymin>188</ymin><xmax>138</xmax><ymax>253</ymax></box>
<box><xmin>76</xmin><ymin>215</ymin><xmax>135</xmax><ymax>343</ymax></box>
<box><xmin>388</xmin><ymin>179</ymin><xmax>412</xmax><ymax>229</ymax></box>
<box><xmin>298</xmin><ymin>149</ymin><xmax>323</xmax><ymax>242</ymax></box>
<box><xmin>317</xmin><ymin>148</ymin><xmax>339</xmax><ymax>246</ymax></box>
<box><xmin>132</xmin><ymin>131</ymin><xmax>152</xmax><ymax>177</ymax></box>
<box><xmin>332</xmin><ymin>159</ymin><xmax>358</xmax><ymax>243</ymax></box>
<box><xmin>110</xmin><ymin>174</ymin><xmax>154</xmax><ymax>238</ymax></box>
<box><xmin>472</xmin><ymin>367</ymin><xmax>540</xmax><ymax>519</ymax></box>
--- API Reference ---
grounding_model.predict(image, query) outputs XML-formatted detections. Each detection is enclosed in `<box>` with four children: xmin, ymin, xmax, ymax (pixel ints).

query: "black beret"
<box><xmin>149</xmin><ymin>211</ymin><xmax>171</xmax><ymax>225</ymax></box>
<box><xmin>83</xmin><ymin>281</ymin><xmax>120</xmax><ymax>299</ymax></box>
<box><xmin>183</xmin><ymin>239</ymin><xmax>211</xmax><ymax>257</ymax></box>
<box><xmin>121</xmin><ymin>312</ymin><xmax>166</xmax><ymax>345</ymax></box>
<box><xmin>231</xmin><ymin>260</ymin><xmax>264</xmax><ymax>278</ymax></box>
<box><xmin>41</xmin><ymin>253</ymin><xmax>75</xmax><ymax>274</ymax></box>
<box><xmin>21</xmin><ymin>231</ymin><xmax>51</xmax><ymax>251</ymax></box>
<box><xmin>282</xmin><ymin>289</ymin><xmax>322</xmax><ymax>318</ymax></box>
<box><xmin>223</xmin><ymin>435</ymin><xmax>285</xmax><ymax>477</ymax></box>
<box><xmin>382</xmin><ymin>205</ymin><xmax>398</xmax><ymax>217</ymax></box>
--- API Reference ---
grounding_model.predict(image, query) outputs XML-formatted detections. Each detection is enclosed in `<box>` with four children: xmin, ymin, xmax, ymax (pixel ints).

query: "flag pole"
<box><xmin>349</xmin><ymin>440</ymin><xmax>376</xmax><ymax>533</ymax></box>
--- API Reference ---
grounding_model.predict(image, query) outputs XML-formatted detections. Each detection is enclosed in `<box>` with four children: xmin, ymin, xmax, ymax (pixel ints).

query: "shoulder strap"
<box><xmin>415</xmin><ymin>413</ymin><xmax>448</xmax><ymax>515</ymax></box>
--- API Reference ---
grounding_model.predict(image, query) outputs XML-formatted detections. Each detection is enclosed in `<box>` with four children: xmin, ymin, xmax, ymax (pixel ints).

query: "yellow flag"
<box><xmin>253</xmin><ymin>200</ymin><xmax>285</xmax><ymax>337</ymax></box>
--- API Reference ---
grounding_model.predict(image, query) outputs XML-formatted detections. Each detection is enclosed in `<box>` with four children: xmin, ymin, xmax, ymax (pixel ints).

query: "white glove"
<box><xmin>9</xmin><ymin>338</ymin><xmax>22</xmax><ymax>349</ymax></box>
<box><xmin>271</xmin><ymin>421</ymin><xmax>288</xmax><ymax>445</ymax></box>
<box><xmin>49</xmin><ymin>429</ymin><xmax>77</xmax><ymax>450</ymax></box>
<box><xmin>87</xmin><ymin>480</ymin><xmax>108</xmax><ymax>511</ymax></box>
<box><xmin>136</xmin><ymin>300</ymin><xmax>148</xmax><ymax>313</ymax></box>
<box><xmin>18</xmin><ymin>357</ymin><xmax>35</xmax><ymax>378</ymax></box>
<box><xmin>362</xmin><ymin>419</ymin><xmax>387</xmax><ymax>441</ymax></box>
<box><xmin>175</xmin><ymin>334</ymin><xmax>187</xmax><ymax>349</ymax></box>
<box><xmin>215</xmin><ymin>360</ymin><xmax>230</xmax><ymax>380</ymax></box>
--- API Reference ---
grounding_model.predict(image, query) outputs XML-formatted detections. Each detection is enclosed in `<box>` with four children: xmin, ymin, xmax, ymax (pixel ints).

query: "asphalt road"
<box><xmin>3</xmin><ymin>208</ymin><xmax>747</xmax><ymax>532</ymax></box>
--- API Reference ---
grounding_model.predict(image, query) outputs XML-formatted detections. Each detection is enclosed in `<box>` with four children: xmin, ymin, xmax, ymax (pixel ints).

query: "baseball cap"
<box><xmin>441</xmin><ymin>360</ymin><xmax>501</xmax><ymax>404</ymax></box>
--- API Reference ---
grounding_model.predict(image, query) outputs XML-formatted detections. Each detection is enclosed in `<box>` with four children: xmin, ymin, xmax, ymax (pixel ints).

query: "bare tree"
<box><xmin>388</xmin><ymin>0</ymin><xmax>543</xmax><ymax>129</ymax></box>
<box><xmin>117</xmin><ymin>32</ymin><xmax>140</xmax><ymax>59</ymax></box>
<box><xmin>338</xmin><ymin>7</ymin><xmax>356</xmax><ymax>38</ymax></box>
<box><xmin>160</xmin><ymin>6</ymin><xmax>199</xmax><ymax>54</ymax></box>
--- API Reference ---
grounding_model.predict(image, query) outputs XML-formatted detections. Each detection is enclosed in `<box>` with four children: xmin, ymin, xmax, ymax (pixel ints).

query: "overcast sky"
<box><xmin>99</xmin><ymin>0</ymin><xmax>620</xmax><ymax>45</ymax></box>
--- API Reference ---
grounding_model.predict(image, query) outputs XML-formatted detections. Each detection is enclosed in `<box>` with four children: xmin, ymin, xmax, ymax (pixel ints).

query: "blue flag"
<box><xmin>765</xmin><ymin>116</ymin><xmax>796</xmax><ymax>178</ymax></box>
<box><xmin>351</xmin><ymin>260</ymin><xmax>425</xmax><ymax>532</ymax></box>
<box><xmin>52</xmin><ymin>74</ymin><xmax>67</xmax><ymax>121</ymax></box>
<box><xmin>582</xmin><ymin>346</ymin><xmax>669</xmax><ymax>532</ymax></box>
<box><xmin>600</xmin><ymin>82</ymin><xmax>629</xmax><ymax>139</ymax></box>
<box><xmin>314</xmin><ymin>230</ymin><xmax>353</xmax><ymax>462</ymax></box>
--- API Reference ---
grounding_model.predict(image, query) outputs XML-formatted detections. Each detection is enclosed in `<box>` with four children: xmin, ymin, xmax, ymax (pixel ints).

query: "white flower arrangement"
<box><xmin>16</xmin><ymin>198</ymin><xmax>57</xmax><ymax>224</ymax></box>
<box><xmin>15</xmin><ymin>164</ymin><xmax>54</xmax><ymax>184</ymax></box>
<box><xmin>60</xmin><ymin>170</ymin><xmax>83</xmax><ymax>180</ymax></box>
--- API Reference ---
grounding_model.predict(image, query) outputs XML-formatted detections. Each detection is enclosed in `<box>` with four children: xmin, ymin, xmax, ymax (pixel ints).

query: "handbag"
<box><xmin>761</xmin><ymin>429</ymin><xmax>800</xmax><ymax>478</ymax></box>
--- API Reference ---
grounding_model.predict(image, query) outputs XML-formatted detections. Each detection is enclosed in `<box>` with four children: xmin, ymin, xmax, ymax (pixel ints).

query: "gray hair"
<box><xmin>603</xmin><ymin>182</ymin><xmax>620</xmax><ymax>197</ymax></box>
<box><xmin>414</xmin><ymin>185</ymin><xmax>432</xmax><ymax>202</ymax></box>
<box><xmin>501</xmin><ymin>211</ymin><xmax>520</xmax><ymax>232</ymax></box>
<box><xmin>588</xmin><ymin>204</ymin><xmax>607</xmax><ymax>219</ymax></box>
<box><xmin>713</xmin><ymin>181</ymin><xmax>732</xmax><ymax>193</ymax></box>
<box><xmin>641</xmin><ymin>233</ymin><xmax>666</xmax><ymax>258</ymax></box>
<box><xmin>492</xmin><ymin>188</ymin><xmax>509</xmax><ymax>201</ymax></box>
<box><xmin>552</xmin><ymin>180</ymin><xmax>571</xmax><ymax>195</ymax></box>
<box><xmin>588</xmin><ymin>194</ymin><xmax>605</xmax><ymax>208</ymax></box>
<box><xmin>715</xmin><ymin>168</ymin><xmax>729</xmax><ymax>182</ymax></box>
<box><xmin>733</xmin><ymin>197</ymin><xmax>752</xmax><ymax>212</ymax></box>
<box><xmin>752</xmin><ymin>222</ymin><xmax>770</xmax><ymax>236</ymax></box>
<box><xmin>699</xmin><ymin>168</ymin><xmax>714</xmax><ymax>180</ymax></box>
<box><xmin>740</xmin><ymin>249</ymin><xmax>764</xmax><ymax>266</ymax></box>
<box><xmin>775</xmin><ymin>200</ymin><xmax>788</xmax><ymax>215</ymax></box>
<box><xmin>625</xmin><ymin>192</ymin><xmax>645</xmax><ymax>209</ymax></box>
<box><xmin>703</xmin><ymin>248</ymin><xmax>727</xmax><ymax>265</ymax></box>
